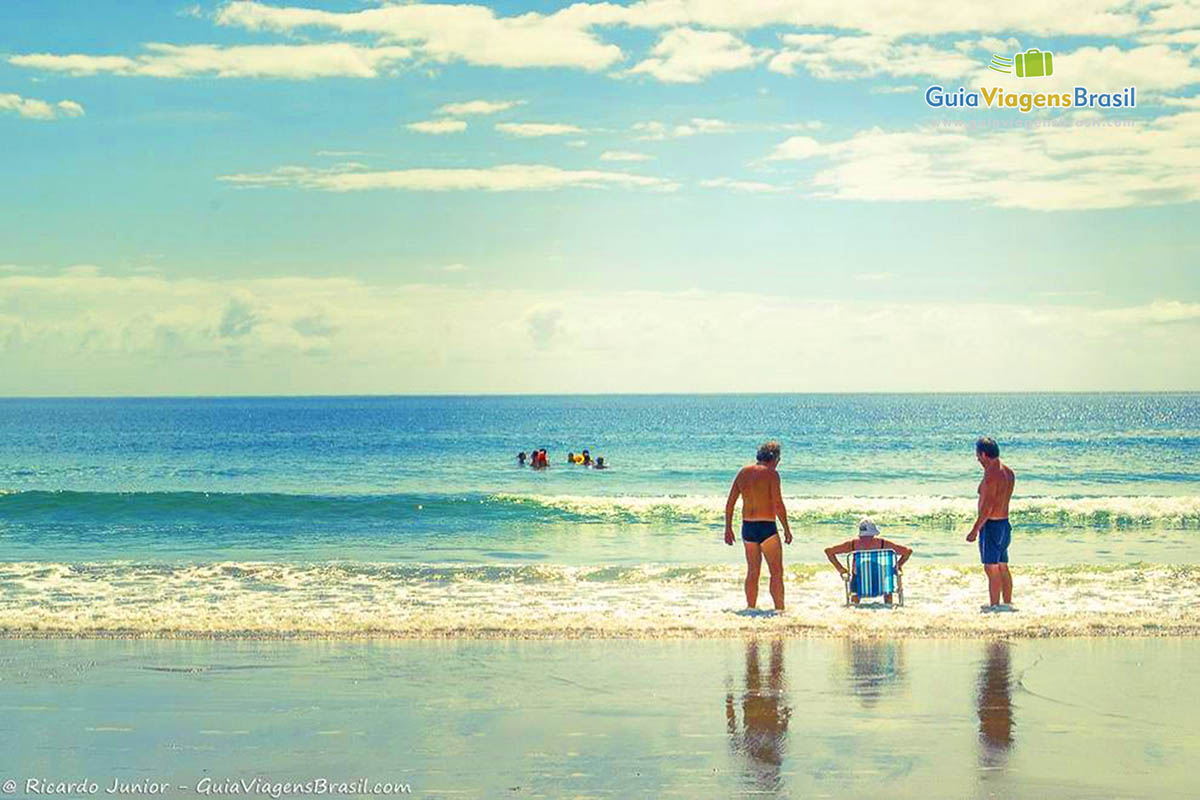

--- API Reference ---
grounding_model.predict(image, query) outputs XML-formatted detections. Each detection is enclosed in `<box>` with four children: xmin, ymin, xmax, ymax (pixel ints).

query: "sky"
<box><xmin>1</xmin><ymin>0</ymin><xmax>1198</xmax><ymax>395</ymax></box>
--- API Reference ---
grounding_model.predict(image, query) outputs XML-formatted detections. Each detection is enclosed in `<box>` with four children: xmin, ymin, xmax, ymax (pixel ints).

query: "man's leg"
<box><xmin>999</xmin><ymin>564</ymin><xmax>1013</xmax><ymax>604</ymax></box>
<box><xmin>761</xmin><ymin>535</ymin><xmax>785</xmax><ymax>611</ymax></box>
<box><xmin>984</xmin><ymin>564</ymin><xmax>1003</xmax><ymax>606</ymax></box>
<box><xmin>743</xmin><ymin>542</ymin><xmax>762</xmax><ymax>608</ymax></box>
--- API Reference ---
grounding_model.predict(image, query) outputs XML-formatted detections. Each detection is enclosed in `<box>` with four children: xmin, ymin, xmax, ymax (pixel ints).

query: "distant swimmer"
<box><xmin>517</xmin><ymin>451</ymin><xmax>527</xmax><ymax>466</ymax></box>
<box><xmin>581</xmin><ymin>449</ymin><xmax>592</xmax><ymax>466</ymax></box>
<box><xmin>724</xmin><ymin>441</ymin><xmax>793</xmax><ymax>611</ymax></box>
<box><xmin>967</xmin><ymin>437</ymin><xmax>1016</xmax><ymax>610</ymax></box>
<box><xmin>824</xmin><ymin>518</ymin><xmax>912</xmax><ymax>605</ymax></box>
<box><xmin>594</xmin><ymin>457</ymin><xmax>608</xmax><ymax>470</ymax></box>
<box><xmin>567</xmin><ymin>452</ymin><xmax>575</xmax><ymax>464</ymax></box>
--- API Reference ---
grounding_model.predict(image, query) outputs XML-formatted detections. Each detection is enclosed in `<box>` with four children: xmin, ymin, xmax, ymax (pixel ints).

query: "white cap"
<box><xmin>858</xmin><ymin>518</ymin><xmax>880</xmax><ymax>537</ymax></box>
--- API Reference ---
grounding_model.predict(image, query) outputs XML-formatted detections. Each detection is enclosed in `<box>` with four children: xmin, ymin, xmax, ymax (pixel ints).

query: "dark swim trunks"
<box><xmin>979</xmin><ymin>519</ymin><xmax>1012</xmax><ymax>564</ymax></box>
<box><xmin>741</xmin><ymin>520</ymin><xmax>779</xmax><ymax>544</ymax></box>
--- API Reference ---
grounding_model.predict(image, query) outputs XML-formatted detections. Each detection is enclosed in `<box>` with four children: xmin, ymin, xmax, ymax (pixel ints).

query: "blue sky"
<box><xmin>1</xmin><ymin>1</ymin><xmax>1198</xmax><ymax>394</ymax></box>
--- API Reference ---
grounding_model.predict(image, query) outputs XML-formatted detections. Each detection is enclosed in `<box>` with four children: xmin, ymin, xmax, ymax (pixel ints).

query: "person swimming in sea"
<box><xmin>593</xmin><ymin>457</ymin><xmax>608</xmax><ymax>470</ymax></box>
<box><xmin>581</xmin><ymin>449</ymin><xmax>592</xmax><ymax>466</ymax></box>
<box><xmin>517</xmin><ymin>451</ymin><xmax>527</xmax><ymax>466</ymax></box>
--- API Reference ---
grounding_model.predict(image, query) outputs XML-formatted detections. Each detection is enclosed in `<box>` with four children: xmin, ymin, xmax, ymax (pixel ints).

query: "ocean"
<box><xmin>1</xmin><ymin>393</ymin><xmax>1198</xmax><ymax>637</ymax></box>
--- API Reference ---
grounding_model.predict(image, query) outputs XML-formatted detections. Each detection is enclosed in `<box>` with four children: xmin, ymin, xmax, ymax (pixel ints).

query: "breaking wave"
<box><xmin>2</xmin><ymin>490</ymin><xmax>1198</xmax><ymax>528</ymax></box>
<box><xmin>1</xmin><ymin>560</ymin><xmax>1197</xmax><ymax>639</ymax></box>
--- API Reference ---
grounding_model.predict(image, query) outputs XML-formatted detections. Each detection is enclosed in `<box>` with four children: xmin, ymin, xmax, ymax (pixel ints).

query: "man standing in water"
<box><xmin>725</xmin><ymin>441</ymin><xmax>793</xmax><ymax>611</ymax></box>
<box><xmin>967</xmin><ymin>437</ymin><xmax>1016</xmax><ymax>609</ymax></box>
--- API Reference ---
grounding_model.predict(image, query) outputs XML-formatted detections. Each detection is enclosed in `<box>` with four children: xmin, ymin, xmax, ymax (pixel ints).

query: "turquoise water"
<box><xmin>0</xmin><ymin>394</ymin><xmax>1197</xmax><ymax>636</ymax></box>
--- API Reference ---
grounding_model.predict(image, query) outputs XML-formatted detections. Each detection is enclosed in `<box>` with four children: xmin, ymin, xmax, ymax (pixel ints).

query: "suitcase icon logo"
<box><xmin>988</xmin><ymin>49</ymin><xmax>1054</xmax><ymax>78</ymax></box>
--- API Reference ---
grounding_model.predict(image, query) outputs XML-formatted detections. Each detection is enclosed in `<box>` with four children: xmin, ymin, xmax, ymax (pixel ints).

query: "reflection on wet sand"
<box><xmin>725</xmin><ymin>639</ymin><xmax>791</xmax><ymax>792</ymax></box>
<box><xmin>977</xmin><ymin>640</ymin><xmax>1015</xmax><ymax>770</ymax></box>
<box><xmin>844</xmin><ymin>639</ymin><xmax>907</xmax><ymax>709</ymax></box>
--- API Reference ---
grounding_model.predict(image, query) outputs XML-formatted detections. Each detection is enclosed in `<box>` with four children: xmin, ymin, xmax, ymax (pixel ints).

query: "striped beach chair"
<box><xmin>843</xmin><ymin>548</ymin><xmax>904</xmax><ymax>607</ymax></box>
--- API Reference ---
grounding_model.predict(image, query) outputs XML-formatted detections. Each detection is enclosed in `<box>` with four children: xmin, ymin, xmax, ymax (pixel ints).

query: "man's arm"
<box><xmin>724</xmin><ymin>471</ymin><xmax>742</xmax><ymax>546</ymax></box>
<box><xmin>824</xmin><ymin>541</ymin><xmax>852</xmax><ymax>577</ymax></box>
<box><xmin>967</xmin><ymin>472</ymin><xmax>998</xmax><ymax>542</ymax></box>
<box><xmin>771</xmin><ymin>470</ymin><xmax>792</xmax><ymax>544</ymax></box>
<box><xmin>883</xmin><ymin>539</ymin><xmax>914</xmax><ymax>572</ymax></box>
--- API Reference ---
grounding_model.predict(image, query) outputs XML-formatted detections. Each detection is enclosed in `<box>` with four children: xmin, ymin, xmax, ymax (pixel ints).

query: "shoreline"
<box><xmin>4</xmin><ymin>626</ymin><xmax>1198</xmax><ymax>640</ymax></box>
<box><xmin>3</xmin><ymin>636</ymin><xmax>1196</xmax><ymax>797</ymax></box>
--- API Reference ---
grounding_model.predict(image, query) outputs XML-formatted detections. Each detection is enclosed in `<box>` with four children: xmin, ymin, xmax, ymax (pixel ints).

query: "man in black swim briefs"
<box><xmin>724</xmin><ymin>441</ymin><xmax>793</xmax><ymax>611</ymax></box>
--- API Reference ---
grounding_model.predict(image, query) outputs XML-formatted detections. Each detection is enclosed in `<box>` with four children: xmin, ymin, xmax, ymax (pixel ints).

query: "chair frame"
<box><xmin>842</xmin><ymin>548</ymin><xmax>904</xmax><ymax>607</ymax></box>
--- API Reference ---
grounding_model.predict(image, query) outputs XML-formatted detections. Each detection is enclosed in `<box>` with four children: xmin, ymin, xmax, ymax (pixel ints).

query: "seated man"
<box><xmin>824</xmin><ymin>518</ymin><xmax>912</xmax><ymax>604</ymax></box>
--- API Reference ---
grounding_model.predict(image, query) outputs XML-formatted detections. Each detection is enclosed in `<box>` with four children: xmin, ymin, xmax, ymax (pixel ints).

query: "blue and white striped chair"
<box><xmin>842</xmin><ymin>548</ymin><xmax>904</xmax><ymax>606</ymax></box>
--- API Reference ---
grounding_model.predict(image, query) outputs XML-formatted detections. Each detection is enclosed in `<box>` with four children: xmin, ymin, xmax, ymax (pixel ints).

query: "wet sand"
<box><xmin>0</xmin><ymin>637</ymin><xmax>1195</xmax><ymax>798</ymax></box>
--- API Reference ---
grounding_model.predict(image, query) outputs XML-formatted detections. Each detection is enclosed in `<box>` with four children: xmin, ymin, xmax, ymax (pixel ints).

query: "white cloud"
<box><xmin>0</xmin><ymin>93</ymin><xmax>85</xmax><ymax>120</ymax></box>
<box><xmin>563</xmin><ymin>0</ymin><xmax>1158</xmax><ymax>38</ymax></box>
<box><xmin>1162</xmin><ymin>94</ymin><xmax>1200</xmax><ymax>108</ymax></box>
<box><xmin>625</xmin><ymin>28</ymin><xmax>767</xmax><ymax>83</ymax></box>
<box><xmin>406</xmin><ymin>119</ymin><xmax>467</xmax><ymax>134</ymax></box>
<box><xmin>55</xmin><ymin>100</ymin><xmax>85</xmax><ymax>117</ymax></box>
<box><xmin>970</xmin><ymin>36</ymin><xmax>1022</xmax><ymax>54</ymax></box>
<box><xmin>2</xmin><ymin>270</ymin><xmax>1197</xmax><ymax>394</ymax></box>
<box><xmin>215</xmin><ymin>1</ymin><xmax>621</xmax><ymax>70</ymax></box>
<box><xmin>436</xmin><ymin>99</ymin><xmax>522</xmax><ymax>115</ymax></box>
<box><xmin>18</xmin><ymin>1</ymin><xmax>1200</xmax><ymax>90</ymax></box>
<box><xmin>870</xmin><ymin>85</ymin><xmax>920</xmax><ymax>94</ymax></box>
<box><xmin>769</xmin><ymin>33</ymin><xmax>978</xmax><ymax>80</ymax></box>
<box><xmin>218</xmin><ymin>162</ymin><xmax>677</xmax><ymax>192</ymax></box>
<box><xmin>632</xmin><ymin>117</ymin><xmax>735</xmax><ymax>140</ymax></box>
<box><xmin>764</xmin><ymin>135</ymin><xmax>822</xmax><ymax>161</ymax></box>
<box><xmin>11</xmin><ymin>43</ymin><xmax>412</xmax><ymax>79</ymax></box>
<box><xmin>799</xmin><ymin>109</ymin><xmax>1200</xmax><ymax>210</ymax></box>
<box><xmin>495</xmin><ymin>122</ymin><xmax>583</xmax><ymax>137</ymax></box>
<box><xmin>699</xmin><ymin>177</ymin><xmax>787</xmax><ymax>192</ymax></box>
<box><xmin>600</xmin><ymin>150</ymin><xmax>653</xmax><ymax>161</ymax></box>
<box><xmin>525</xmin><ymin>306</ymin><xmax>565</xmax><ymax>349</ymax></box>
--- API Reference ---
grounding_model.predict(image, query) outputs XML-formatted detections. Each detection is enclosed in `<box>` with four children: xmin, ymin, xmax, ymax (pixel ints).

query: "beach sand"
<box><xmin>1</xmin><ymin>636</ymin><xmax>1195</xmax><ymax>798</ymax></box>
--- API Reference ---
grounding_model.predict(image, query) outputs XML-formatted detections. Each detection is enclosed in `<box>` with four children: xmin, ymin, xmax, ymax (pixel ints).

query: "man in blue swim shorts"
<box><xmin>724</xmin><ymin>441</ymin><xmax>793</xmax><ymax>611</ymax></box>
<box><xmin>966</xmin><ymin>437</ymin><xmax>1016</xmax><ymax>609</ymax></box>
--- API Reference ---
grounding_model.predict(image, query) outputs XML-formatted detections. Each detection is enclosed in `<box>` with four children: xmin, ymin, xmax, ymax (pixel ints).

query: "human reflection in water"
<box><xmin>844</xmin><ymin>639</ymin><xmax>907</xmax><ymax>709</ymax></box>
<box><xmin>725</xmin><ymin>638</ymin><xmax>791</xmax><ymax>792</ymax></box>
<box><xmin>976</xmin><ymin>640</ymin><xmax>1015</xmax><ymax>770</ymax></box>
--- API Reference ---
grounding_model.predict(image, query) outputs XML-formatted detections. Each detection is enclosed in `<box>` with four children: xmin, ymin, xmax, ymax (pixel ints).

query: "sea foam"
<box><xmin>1</xmin><ymin>560</ymin><xmax>1196</xmax><ymax>639</ymax></box>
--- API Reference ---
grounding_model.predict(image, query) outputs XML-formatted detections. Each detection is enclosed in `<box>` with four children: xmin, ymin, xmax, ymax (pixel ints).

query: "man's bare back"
<box><xmin>724</xmin><ymin>441</ymin><xmax>792</xmax><ymax>611</ymax></box>
<box><xmin>735</xmin><ymin>463</ymin><xmax>783</xmax><ymax>522</ymax></box>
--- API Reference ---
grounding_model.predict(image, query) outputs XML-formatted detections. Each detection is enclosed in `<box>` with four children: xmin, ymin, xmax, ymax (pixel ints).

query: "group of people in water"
<box><xmin>517</xmin><ymin>448</ymin><xmax>608</xmax><ymax>470</ymax></box>
<box><xmin>726</xmin><ymin>437</ymin><xmax>1015</xmax><ymax>612</ymax></box>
